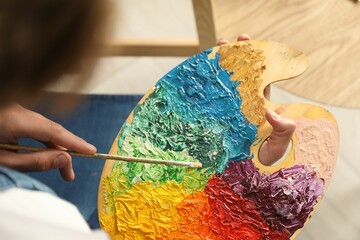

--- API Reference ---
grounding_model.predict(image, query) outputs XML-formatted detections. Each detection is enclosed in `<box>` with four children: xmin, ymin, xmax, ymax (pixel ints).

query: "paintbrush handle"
<box><xmin>0</xmin><ymin>143</ymin><xmax>202</xmax><ymax>168</ymax></box>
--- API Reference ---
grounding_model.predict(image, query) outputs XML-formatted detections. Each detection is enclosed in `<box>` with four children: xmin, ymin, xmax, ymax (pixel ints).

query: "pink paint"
<box><xmin>294</xmin><ymin>117</ymin><xmax>339</xmax><ymax>188</ymax></box>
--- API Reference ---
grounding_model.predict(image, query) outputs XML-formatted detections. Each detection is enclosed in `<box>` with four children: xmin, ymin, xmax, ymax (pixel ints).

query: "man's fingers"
<box><xmin>43</xmin><ymin>141</ymin><xmax>68</xmax><ymax>151</ymax></box>
<box><xmin>265</xmin><ymin>109</ymin><xmax>296</xmax><ymax>135</ymax></box>
<box><xmin>11</xmin><ymin>105</ymin><xmax>96</xmax><ymax>154</ymax></box>
<box><xmin>217</xmin><ymin>39</ymin><xmax>229</xmax><ymax>45</ymax></box>
<box><xmin>237</xmin><ymin>33</ymin><xmax>251</xmax><ymax>41</ymax></box>
<box><xmin>28</xmin><ymin>117</ymin><xmax>96</xmax><ymax>154</ymax></box>
<box><xmin>217</xmin><ymin>33</ymin><xmax>251</xmax><ymax>46</ymax></box>
<box><xmin>259</xmin><ymin>109</ymin><xmax>296</xmax><ymax>166</ymax></box>
<box><xmin>0</xmin><ymin>149</ymin><xmax>75</xmax><ymax>181</ymax></box>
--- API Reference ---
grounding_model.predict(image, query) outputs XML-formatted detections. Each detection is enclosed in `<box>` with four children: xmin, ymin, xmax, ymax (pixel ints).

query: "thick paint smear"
<box><xmin>101</xmin><ymin>181</ymin><xmax>191</xmax><ymax>239</ymax></box>
<box><xmin>205</xmin><ymin>177</ymin><xmax>289</xmax><ymax>240</ymax></box>
<box><xmin>158</xmin><ymin>49</ymin><xmax>257</xmax><ymax>163</ymax></box>
<box><xmin>117</xmin><ymin>92</ymin><xmax>229</xmax><ymax>173</ymax></box>
<box><xmin>112</xmin><ymin>48</ymin><xmax>258</xmax><ymax>179</ymax></box>
<box><xmin>158</xmin><ymin>191</ymin><xmax>218</xmax><ymax>239</ymax></box>
<box><xmin>160</xmin><ymin>178</ymin><xmax>288</xmax><ymax>240</ymax></box>
<box><xmin>219</xmin><ymin>44</ymin><xmax>266</xmax><ymax>125</ymax></box>
<box><xmin>221</xmin><ymin>159</ymin><xmax>324</xmax><ymax>235</ymax></box>
<box><xmin>100</xmin><ymin>43</ymin><xmax>325</xmax><ymax>240</ymax></box>
<box><xmin>294</xmin><ymin>117</ymin><xmax>338</xmax><ymax>187</ymax></box>
<box><xmin>117</xmin><ymin>131</ymin><xmax>211</xmax><ymax>188</ymax></box>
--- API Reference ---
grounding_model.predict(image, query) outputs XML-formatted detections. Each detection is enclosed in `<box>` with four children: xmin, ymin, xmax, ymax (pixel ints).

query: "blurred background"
<box><xmin>50</xmin><ymin>0</ymin><xmax>360</xmax><ymax>239</ymax></box>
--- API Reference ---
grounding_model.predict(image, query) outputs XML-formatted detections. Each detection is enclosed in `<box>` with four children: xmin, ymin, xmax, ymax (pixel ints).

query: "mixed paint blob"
<box><xmin>100</xmin><ymin>43</ymin><xmax>327</xmax><ymax>239</ymax></box>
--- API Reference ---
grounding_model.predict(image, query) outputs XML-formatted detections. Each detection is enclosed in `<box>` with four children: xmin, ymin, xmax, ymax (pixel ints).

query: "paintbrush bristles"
<box><xmin>0</xmin><ymin>143</ymin><xmax>202</xmax><ymax>169</ymax></box>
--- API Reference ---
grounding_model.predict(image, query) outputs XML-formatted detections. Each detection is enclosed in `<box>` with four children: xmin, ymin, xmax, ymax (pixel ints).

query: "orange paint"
<box><xmin>158</xmin><ymin>191</ymin><xmax>218</xmax><ymax>239</ymax></box>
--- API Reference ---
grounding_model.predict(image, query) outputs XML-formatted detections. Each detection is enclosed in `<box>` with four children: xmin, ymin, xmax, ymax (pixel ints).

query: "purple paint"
<box><xmin>220</xmin><ymin>159</ymin><xmax>324</xmax><ymax>235</ymax></box>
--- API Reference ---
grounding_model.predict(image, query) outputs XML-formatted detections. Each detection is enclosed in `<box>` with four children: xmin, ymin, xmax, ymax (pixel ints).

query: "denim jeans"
<box><xmin>0</xmin><ymin>93</ymin><xmax>143</xmax><ymax>229</ymax></box>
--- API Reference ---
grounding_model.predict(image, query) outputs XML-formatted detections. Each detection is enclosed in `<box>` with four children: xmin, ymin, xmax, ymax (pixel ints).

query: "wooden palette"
<box><xmin>98</xmin><ymin>41</ymin><xmax>339</xmax><ymax>239</ymax></box>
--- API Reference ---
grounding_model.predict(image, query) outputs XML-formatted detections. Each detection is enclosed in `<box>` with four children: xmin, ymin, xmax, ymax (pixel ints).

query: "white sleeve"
<box><xmin>0</xmin><ymin>188</ymin><xmax>108</xmax><ymax>240</ymax></box>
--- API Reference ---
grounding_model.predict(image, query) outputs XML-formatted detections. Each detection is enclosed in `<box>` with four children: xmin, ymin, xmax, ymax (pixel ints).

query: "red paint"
<box><xmin>159</xmin><ymin>176</ymin><xmax>289</xmax><ymax>239</ymax></box>
<box><xmin>205</xmin><ymin>176</ymin><xmax>288</xmax><ymax>240</ymax></box>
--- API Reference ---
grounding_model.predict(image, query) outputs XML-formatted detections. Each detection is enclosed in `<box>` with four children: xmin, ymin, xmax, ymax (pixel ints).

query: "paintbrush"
<box><xmin>0</xmin><ymin>143</ymin><xmax>202</xmax><ymax>168</ymax></box>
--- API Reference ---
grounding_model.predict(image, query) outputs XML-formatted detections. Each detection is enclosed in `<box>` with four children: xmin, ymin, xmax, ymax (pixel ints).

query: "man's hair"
<box><xmin>0</xmin><ymin>0</ymin><xmax>109</xmax><ymax>106</ymax></box>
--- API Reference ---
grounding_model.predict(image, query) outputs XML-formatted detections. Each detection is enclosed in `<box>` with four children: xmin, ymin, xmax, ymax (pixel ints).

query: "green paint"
<box><xmin>118</xmin><ymin>87</ymin><xmax>228</xmax><ymax>173</ymax></box>
<box><xmin>116</xmin><ymin>134</ymin><xmax>210</xmax><ymax>191</ymax></box>
<box><xmin>111</xmin><ymin>50</ymin><xmax>259</xmax><ymax>194</ymax></box>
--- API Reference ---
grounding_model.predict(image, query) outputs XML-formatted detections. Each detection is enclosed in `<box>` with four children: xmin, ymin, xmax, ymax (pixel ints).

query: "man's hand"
<box><xmin>0</xmin><ymin>103</ymin><xmax>97</xmax><ymax>181</ymax></box>
<box><xmin>217</xmin><ymin>34</ymin><xmax>296</xmax><ymax>166</ymax></box>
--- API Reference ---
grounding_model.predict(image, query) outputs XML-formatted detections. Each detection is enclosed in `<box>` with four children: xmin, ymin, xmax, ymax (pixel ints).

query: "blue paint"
<box><xmin>157</xmin><ymin>50</ymin><xmax>258</xmax><ymax>162</ymax></box>
<box><xmin>116</xmin><ymin>48</ymin><xmax>258</xmax><ymax>174</ymax></box>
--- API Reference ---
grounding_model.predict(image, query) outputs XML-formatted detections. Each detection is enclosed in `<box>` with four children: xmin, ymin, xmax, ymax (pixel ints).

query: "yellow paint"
<box><xmin>218</xmin><ymin>43</ymin><xmax>266</xmax><ymax>126</ymax></box>
<box><xmin>99</xmin><ymin>178</ymin><xmax>192</xmax><ymax>239</ymax></box>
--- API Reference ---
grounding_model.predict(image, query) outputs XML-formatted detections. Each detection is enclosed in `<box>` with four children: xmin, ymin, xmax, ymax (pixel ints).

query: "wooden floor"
<box><xmin>49</xmin><ymin>1</ymin><xmax>360</xmax><ymax>239</ymax></box>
